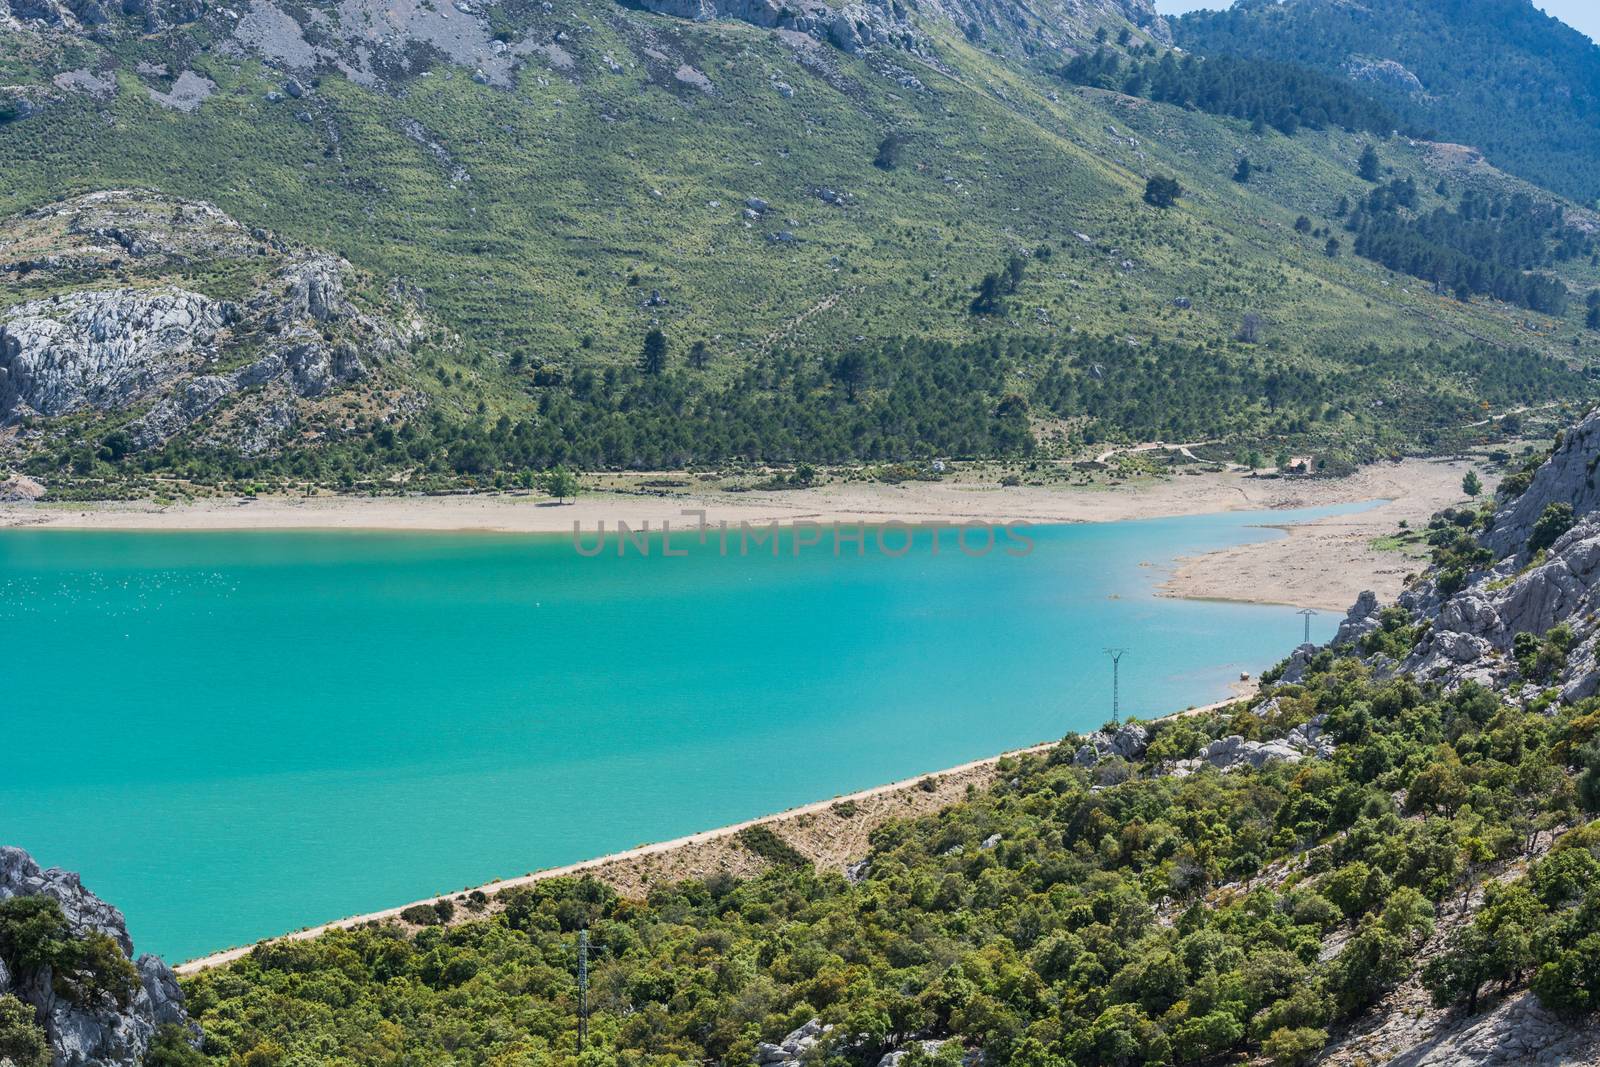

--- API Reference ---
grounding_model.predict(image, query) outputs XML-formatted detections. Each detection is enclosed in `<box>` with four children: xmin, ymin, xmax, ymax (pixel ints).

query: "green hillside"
<box><xmin>3</xmin><ymin>0</ymin><xmax>1600</xmax><ymax>487</ymax></box>
<box><xmin>1176</xmin><ymin>0</ymin><xmax>1600</xmax><ymax>207</ymax></box>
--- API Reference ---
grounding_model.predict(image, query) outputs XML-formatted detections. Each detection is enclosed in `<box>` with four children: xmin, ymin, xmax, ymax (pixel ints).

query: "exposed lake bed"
<box><xmin>0</xmin><ymin>454</ymin><xmax>1475</xmax><ymax>608</ymax></box>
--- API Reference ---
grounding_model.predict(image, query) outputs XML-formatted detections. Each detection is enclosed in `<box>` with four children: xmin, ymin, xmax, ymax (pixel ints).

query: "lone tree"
<box><xmin>970</xmin><ymin>272</ymin><xmax>1006</xmax><ymax>316</ymax></box>
<box><xmin>832</xmin><ymin>351</ymin><xmax>869</xmax><ymax>401</ymax></box>
<box><xmin>1462</xmin><ymin>470</ymin><xmax>1483</xmax><ymax>497</ymax></box>
<box><xmin>1358</xmin><ymin>143</ymin><xmax>1382</xmax><ymax>182</ymax></box>
<box><xmin>1004</xmin><ymin>254</ymin><xmax>1026</xmax><ymax>294</ymax></box>
<box><xmin>1236</xmin><ymin>312</ymin><xmax>1263</xmax><ymax>344</ymax></box>
<box><xmin>1233</xmin><ymin>157</ymin><xmax>1253</xmax><ymax>184</ymax></box>
<box><xmin>874</xmin><ymin>133</ymin><xmax>907</xmax><ymax>170</ymax></box>
<box><xmin>1325</xmin><ymin>237</ymin><xmax>1343</xmax><ymax>258</ymax></box>
<box><xmin>1144</xmin><ymin>175</ymin><xmax>1182</xmax><ymax>208</ymax></box>
<box><xmin>639</xmin><ymin>328</ymin><xmax>668</xmax><ymax>375</ymax></box>
<box><xmin>687</xmin><ymin>338</ymin><xmax>711</xmax><ymax>370</ymax></box>
<box><xmin>543</xmin><ymin>467</ymin><xmax>581</xmax><ymax>504</ymax></box>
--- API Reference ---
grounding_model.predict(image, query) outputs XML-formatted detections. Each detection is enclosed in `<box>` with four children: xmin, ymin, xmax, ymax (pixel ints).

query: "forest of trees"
<box><xmin>1346</xmin><ymin>184</ymin><xmax>1589</xmax><ymax>314</ymax></box>
<box><xmin>1176</xmin><ymin>0</ymin><xmax>1600</xmax><ymax>203</ymax></box>
<box><xmin>49</xmin><ymin>335</ymin><xmax>1585</xmax><ymax>490</ymax></box>
<box><xmin>1058</xmin><ymin>49</ymin><xmax>1401</xmax><ymax>138</ymax></box>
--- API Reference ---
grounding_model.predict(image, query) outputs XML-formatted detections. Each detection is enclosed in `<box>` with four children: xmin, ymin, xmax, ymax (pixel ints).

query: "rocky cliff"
<box><xmin>0</xmin><ymin>190</ymin><xmax>423</xmax><ymax>459</ymax></box>
<box><xmin>1320</xmin><ymin>408</ymin><xmax>1600</xmax><ymax>703</ymax></box>
<box><xmin>2</xmin><ymin>0</ymin><xmax>1166</xmax><ymax>95</ymax></box>
<box><xmin>0</xmin><ymin>847</ymin><xmax>191</xmax><ymax>1067</ymax></box>
<box><xmin>625</xmin><ymin>0</ymin><xmax>1166</xmax><ymax>58</ymax></box>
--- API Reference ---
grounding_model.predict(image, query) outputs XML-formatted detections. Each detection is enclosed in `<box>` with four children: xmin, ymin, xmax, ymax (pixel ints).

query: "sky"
<box><xmin>1153</xmin><ymin>0</ymin><xmax>1600</xmax><ymax>43</ymax></box>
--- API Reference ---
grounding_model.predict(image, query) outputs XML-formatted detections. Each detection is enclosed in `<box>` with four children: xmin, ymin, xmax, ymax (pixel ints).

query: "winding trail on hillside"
<box><xmin>1094</xmin><ymin>440</ymin><xmax>1218</xmax><ymax>464</ymax></box>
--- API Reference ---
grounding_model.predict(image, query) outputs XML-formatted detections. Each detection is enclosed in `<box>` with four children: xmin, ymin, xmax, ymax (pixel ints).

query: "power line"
<box><xmin>1297</xmin><ymin>608</ymin><xmax>1318</xmax><ymax>645</ymax></box>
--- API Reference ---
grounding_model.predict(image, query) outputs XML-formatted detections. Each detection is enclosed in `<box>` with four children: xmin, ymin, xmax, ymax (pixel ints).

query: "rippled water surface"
<box><xmin>0</xmin><ymin>507</ymin><xmax>1363</xmax><ymax>959</ymax></box>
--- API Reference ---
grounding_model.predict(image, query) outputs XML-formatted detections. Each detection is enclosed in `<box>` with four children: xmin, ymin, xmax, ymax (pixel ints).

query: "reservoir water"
<box><xmin>1</xmin><ymin>505</ymin><xmax>1364</xmax><ymax>960</ymax></box>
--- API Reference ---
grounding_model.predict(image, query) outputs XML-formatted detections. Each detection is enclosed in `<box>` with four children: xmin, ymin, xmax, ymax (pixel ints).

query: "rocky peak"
<box><xmin>0</xmin><ymin>846</ymin><xmax>190</xmax><ymax>1067</ymax></box>
<box><xmin>1482</xmin><ymin>407</ymin><xmax>1600</xmax><ymax>559</ymax></box>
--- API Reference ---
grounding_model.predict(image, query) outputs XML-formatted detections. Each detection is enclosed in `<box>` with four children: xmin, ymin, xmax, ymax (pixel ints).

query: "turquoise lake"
<box><xmin>0</xmin><ymin>506</ymin><xmax>1362</xmax><ymax>961</ymax></box>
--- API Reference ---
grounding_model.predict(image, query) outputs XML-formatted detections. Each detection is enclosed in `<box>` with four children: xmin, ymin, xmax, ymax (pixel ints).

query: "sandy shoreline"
<box><xmin>1157</xmin><ymin>456</ymin><xmax>1480</xmax><ymax>611</ymax></box>
<box><xmin>2</xmin><ymin>457</ymin><xmax>1473</xmax><ymax>609</ymax></box>
<box><xmin>174</xmin><ymin>686</ymin><xmax>1253</xmax><ymax>975</ymax></box>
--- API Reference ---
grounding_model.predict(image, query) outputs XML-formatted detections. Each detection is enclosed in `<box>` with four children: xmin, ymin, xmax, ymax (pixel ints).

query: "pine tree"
<box><xmin>639</xmin><ymin>328</ymin><xmax>668</xmax><ymax>375</ymax></box>
<box><xmin>1144</xmin><ymin>175</ymin><xmax>1182</xmax><ymax>208</ymax></box>
<box><xmin>970</xmin><ymin>273</ymin><xmax>1006</xmax><ymax>316</ymax></box>
<box><xmin>1359</xmin><ymin>143</ymin><xmax>1382</xmax><ymax>182</ymax></box>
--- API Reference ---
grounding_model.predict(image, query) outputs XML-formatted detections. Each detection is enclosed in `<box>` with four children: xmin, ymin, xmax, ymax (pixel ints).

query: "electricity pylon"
<box><xmin>1104</xmin><ymin>648</ymin><xmax>1127</xmax><ymax>724</ymax></box>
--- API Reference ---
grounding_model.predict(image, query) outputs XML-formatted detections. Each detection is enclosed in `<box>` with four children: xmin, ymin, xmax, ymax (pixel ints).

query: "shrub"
<box><xmin>1144</xmin><ymin>175</ymin><xmax>1182</xmax><ymax>208</ymax></box>
<box><xmin>145</xmin><ymin>1023</ymin><xmax>209</xmax><ymax>1067</ymax></box>
<box><xmin>1529</xmin><ymin>503</ymin><xmax>1575</xmax><ymax>554</ymax></box>
<box><xmin>0</xmin><ymin>995</ymin><xmax>48</xmax><ymax>1067</ymax></box>
<box><xmin>0</xmin><ymin>897</ymin><xmax>138</xmax><ymax>1010</ymax></box>
<box><xmin>1531</xmin><ymin>933</ymin><xmax>1600</xmax><ymax>1019</ymax></box>
<box><xmin>1262</xmin><ymin>1026</ymin><xmax>1328</xmax><ymax>1067</ymax></box>
<box><xmin>400</xmin><ymin>904</ymin><xmax>443</xmax><ymax>926</ymax></box>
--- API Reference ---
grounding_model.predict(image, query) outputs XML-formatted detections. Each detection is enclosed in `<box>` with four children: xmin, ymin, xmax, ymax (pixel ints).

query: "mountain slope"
<box><xmin>3</xmin><ymin>0</ymin><xmax>1600</xmax><ymax>488</ymax></box>
<box><xmin>1175</xmin><ymin>0</ymin><xmax>1600</xmax><ymax>206</ymax></box>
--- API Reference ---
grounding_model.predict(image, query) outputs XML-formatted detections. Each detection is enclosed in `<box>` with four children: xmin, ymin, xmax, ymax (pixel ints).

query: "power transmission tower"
<box><xmin>1297</xmin><ymin>608</ymin><xmax>1318</xmax><ymax>645</ymax></box>
<box><xmin>576</xmin><ymin>927</ymin><xmax>603</xmax><ymax>1056</ymax></box>
<box><xmin>1104</xmin><ymin>648</ymin><xmax>1127</xmax><ymax>724</ymax></box>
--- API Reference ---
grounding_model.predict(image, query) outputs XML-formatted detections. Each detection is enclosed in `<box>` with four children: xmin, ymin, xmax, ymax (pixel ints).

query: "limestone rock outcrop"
<box><xmin>1072</xmin><ymin>721</ymin><xmax>1148</xmax><ymax>765</ymax></box>
<box><xmin>1482</xmin><ymin>408</ymin><xmax>1600</xmax><ymax>559</ymax></box>
<box><xmin>756</xmin><ymin>1018</ymin><xmax>834</xmax><ymax>1066</ymax></box>
<box><xmin>0</xmin><ymin>472</ymin><xmax>47</xmax><ymax>500</ymax></box>
<box><xmin>1398</xmin><ymin>510</ymin><xmax>1600</xmax><ymax>699</ymax></box>
<box><xmin>0</xmin><ymin>289</ymin><xmax>226</xmax><ymax>418</ymax></box>
<box><xmin>1168</xmin><ymin>719</ymin><xmax>1332</xmax><ymax>777</ymax></box>
<box><xmin>0</xmin><ymin>846</ymin><xmax>190</xmax><ymax>1067</ymax></box>
<box><xmin>1300</xmin><ymin>407</ymin><xmax>1600</xmax><ymax>702</ymax></box>
<box><xmin>630</xmin><ymin>0</ymin><xmax>1167</xmax><ymax>57</ymax></box>
<box><xmin>1334</xmin><ymin>589</ymin><xmax>1382</xmax><ymax>647</ymax></box>
<box><xmin>1069</xmin><ymin>711</ymin><xmax>1334</xmax><ymax>778</ymax></box>
<box><xmin>1384</xmin><ymin>990</ymin><xmax>1600</xmax><ymax>1067</ymax></box>
<box><xmin>0</xmin><ymin>191</ymin><xmax>417</xmax><ymax>456</ymax></box>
